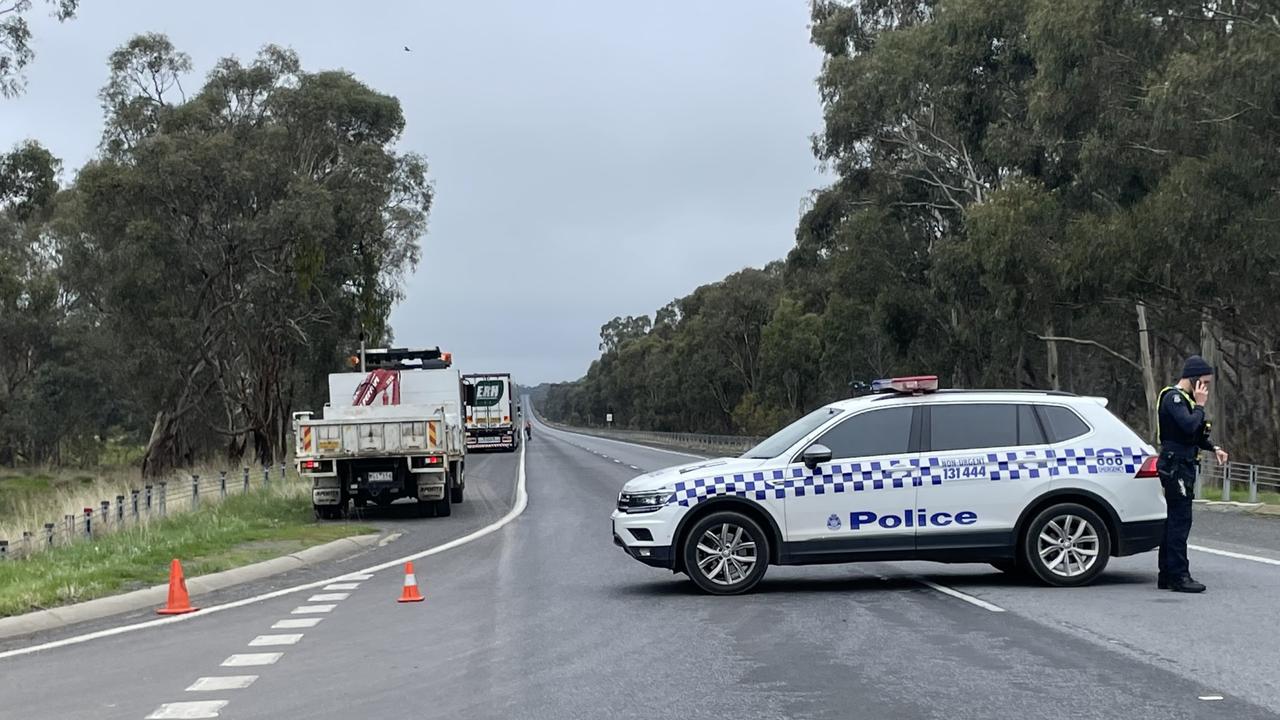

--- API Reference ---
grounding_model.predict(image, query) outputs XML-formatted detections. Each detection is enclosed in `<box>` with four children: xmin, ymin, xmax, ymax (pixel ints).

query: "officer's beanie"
<box><xmin>1181</xmin><ymin>355</ymin><xmax>1214</xmax><ymax>379</ymax></box>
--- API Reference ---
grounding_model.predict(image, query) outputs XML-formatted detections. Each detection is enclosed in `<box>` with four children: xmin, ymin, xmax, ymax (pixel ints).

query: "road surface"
<box><xmin>1</xmin><ymin>414</ymin><xmax>1278</xmax><ymax>719</ymax></box>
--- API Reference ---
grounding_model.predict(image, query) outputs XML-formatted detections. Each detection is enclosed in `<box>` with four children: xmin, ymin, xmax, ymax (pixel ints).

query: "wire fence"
<box><xmin>0</xmin><ymin>464</ymin><xmax>300</xmax><ymax>562</ymax></box>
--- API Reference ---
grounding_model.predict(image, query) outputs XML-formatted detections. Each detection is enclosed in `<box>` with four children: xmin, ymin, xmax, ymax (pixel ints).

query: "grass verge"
<box><xmin>0</xmin><ymin>488</ymin><xmax>374</xmax><ymax>617</ymax></box>
<box><xmin>1199</xmin><ymin>484</ymin><xmax>1280</xmax><ymax>505</ymax></box>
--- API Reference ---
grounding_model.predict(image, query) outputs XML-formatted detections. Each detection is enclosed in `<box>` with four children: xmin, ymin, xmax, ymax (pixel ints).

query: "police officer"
<box><xmin>1156</xmin><ymin>355</ymin><xmax>1229</xmax><ymax>593</ymax></box>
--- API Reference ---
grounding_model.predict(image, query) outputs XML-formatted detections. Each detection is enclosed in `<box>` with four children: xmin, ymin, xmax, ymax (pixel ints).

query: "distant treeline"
<box><xmin>539</xmin><ymin>0</ymin><xmax>1280</xmax><ymax>464</ymax></box>
<box><xmin>0</xmin><ymin>35</ymin><xmax>431</xmax><ymax>474</ymax></box>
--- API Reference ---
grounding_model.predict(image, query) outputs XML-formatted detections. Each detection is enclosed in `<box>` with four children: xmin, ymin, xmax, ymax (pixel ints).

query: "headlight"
<box><xmin>617</xmin><ymin>489</ymin><xmax>672</xmax><ymax>514</ymax></box>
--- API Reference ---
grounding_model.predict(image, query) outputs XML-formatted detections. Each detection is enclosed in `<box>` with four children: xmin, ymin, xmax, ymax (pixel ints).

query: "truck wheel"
<box><xmin>450</xmin><ymin>468</ymin><xmax>464</xmax><ymax>503</ymax></box>
<box><xmin>314</xmin><ymin>505</ymin><xmax>342</xmax><ymax>520</ymax></box>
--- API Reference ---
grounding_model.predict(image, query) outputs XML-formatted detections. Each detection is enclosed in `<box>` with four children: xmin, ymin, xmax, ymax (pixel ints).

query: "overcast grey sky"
<box><xmin>1</xmin><ymin>1</ymin><xmax>826</xmax><ymax>385</ymax></box>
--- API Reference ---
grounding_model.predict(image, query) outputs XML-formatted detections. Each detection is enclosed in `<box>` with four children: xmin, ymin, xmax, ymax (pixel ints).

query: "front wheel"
<box><xmin>1021</xmin><ymin>503</ymin><xmax>1111</xmax><ymax>587</ymax></box>
<box><xmin>681</xmin><ymin>511</ymin><xmax>769</xmax><ymax>595</ymax></box>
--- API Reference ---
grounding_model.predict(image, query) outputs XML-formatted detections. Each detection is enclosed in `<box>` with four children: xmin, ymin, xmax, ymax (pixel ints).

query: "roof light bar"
<box><xmin>871</xmin><ymin>375</ymin><xmax>939</xmax><ymax>394</ymax></box>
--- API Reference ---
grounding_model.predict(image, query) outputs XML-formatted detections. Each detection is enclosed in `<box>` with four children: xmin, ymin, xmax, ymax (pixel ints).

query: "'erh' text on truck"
<box><xmin>463</xmin><ymin>373</ymin><xmax>519</xmax><ymax>452</ymax></box>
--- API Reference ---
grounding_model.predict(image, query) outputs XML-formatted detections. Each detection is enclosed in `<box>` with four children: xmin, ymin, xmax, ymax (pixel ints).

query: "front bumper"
<box><xmin>1115</xmin><ymin>518</ymin><xmax>1164</xmax><ymax>556</ymax></box>
<box><xmin>612</xmin><ymin>506</ymin><xmax>681</xmax><ymax>569</ymax></box>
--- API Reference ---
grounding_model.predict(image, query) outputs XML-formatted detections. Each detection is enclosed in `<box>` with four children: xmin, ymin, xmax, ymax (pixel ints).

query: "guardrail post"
<box><xmin>64</xmin><ymin>514</ymin><xmax>74</xmax><ymax>540</ymax></box>
<box><xmin>1222</xmin><ymin>464</ymin><xmax>1231</xmax><ymax>502</ymax></box>
<box><xmin>100</xmin><ymin>501</ymin><xmax>110</xmax><ymax>529</ymax></box>
<box><xmin>192</xmin><ymin>475</ymin><xmax>200</xmax><ymax>509</ymax></box>
<box><xmin>219</xmin><ymin>470</ymin><xmax>227</xmax><ymax>499</ymax></box>
<box><xmin>116</xmin><ymin>495</ymin><xmax>125</xmax><ymax>524</ymax></box>
<box><xmin>21</xmin><ymin>531</ymin><xmax>31</xmax><ymax>555</ymax></box>
<box><xmin>158</xmin><ymin>482</ymin><xmax>167</xmax><ymax>517</ymax></box>
<box><xmin>264</xmin><ymin>465</ymin><xmax>270</xmax><ymax>489</ymax></box>
<box><xmin>1248</xmin><ymin>465</ymin><xmax>1258</xmax><ymax>503</ymax></box>
<box><xmin>131</xmin><ymin>490</ymin><xmax>140</xmax><ymax>521</ymax></box>
<box><xmin>280</xmin><ymin>463</ymin><xmax>287</xmax><ymax>484</ymax></box>
<box><xmin>0</xmin><ymin>540</ymin><xmax>7</xmax><ymax>561</ymax></box>
<box><xmin>83</xmin><ymin>507</ymin><xmax>92</xmax><ymax>538</ymax></box>
<box><xmin>145</xmin><ymin>484</ymin><xmax>153</xmax><ymax>513</ymax></box>
<box><xmin>243</xmin><ymin>467</ymin><xmax>250</xmax><ymax>493</ymax></box>
<box><xmin>44</xmin><ymin>523</ymin><xmax>54</xmax><ymax>548</ymax></box>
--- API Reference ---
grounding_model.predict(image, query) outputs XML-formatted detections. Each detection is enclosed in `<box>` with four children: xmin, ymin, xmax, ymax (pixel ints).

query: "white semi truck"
<box><xmin>294</xmin><ymin>347</ymin><xmax>470</xmax><ymax>519</ymax></box>
<box><xmin>463</xmin><ymin>373</ymin><xmax>519</xmax><ymax>452</ymax></box>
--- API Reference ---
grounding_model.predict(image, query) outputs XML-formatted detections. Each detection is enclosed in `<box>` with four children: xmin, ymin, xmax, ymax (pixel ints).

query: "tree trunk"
<box><xmin>1046</xmin><ymin>321</ymin><xmax>1061</xmax><ymax>391</ymax></box>
<box><xmin>1136</xmin><ymin>303</ymin><xmax>1158</xmax><ymax>438</ymax></box>
<box><xmin>1201</xmin><ymin>314</ymin><xmax>1221</xmax><ymax>445</ymax></box>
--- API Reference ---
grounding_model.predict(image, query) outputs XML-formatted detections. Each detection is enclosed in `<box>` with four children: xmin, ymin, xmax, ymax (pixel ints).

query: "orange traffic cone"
<box><xmin>156</xmin><ymin>558</ymin><xmax>198</xmax><ymax>615</ymax></box>
<box><xmin>397</xmin><ymin>561</ymin><xmax>425</xmax><ymax>603</ymax></box>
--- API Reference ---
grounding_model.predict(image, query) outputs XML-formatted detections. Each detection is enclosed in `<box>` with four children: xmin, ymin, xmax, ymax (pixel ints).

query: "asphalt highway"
<box><xmin>1</xmin><ymin>414</ymin><xmax>1277</xmax><ymax>719</ymax></box>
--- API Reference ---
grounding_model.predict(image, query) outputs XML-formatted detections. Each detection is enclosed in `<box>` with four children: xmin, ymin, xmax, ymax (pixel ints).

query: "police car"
<box><xmin>611</xmin><ymin>376</ymin><xmax>1165</xmax><ymax>595</ymax></box>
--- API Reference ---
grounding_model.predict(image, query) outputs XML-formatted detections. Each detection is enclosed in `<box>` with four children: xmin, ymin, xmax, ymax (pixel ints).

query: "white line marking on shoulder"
<box><xmin>186</xmin><ymin>676</ymin><xmax>257</xmax><ymax>692</ymax></box>
<box><xmin>290</xmin><ymin>604</ymin><xmax>335</xmax><ymax>614</ymax></box>
<box><xmin>322</xmin><ymin>583</ymin><xmax>360</xmax><ymax>591</ymax></box>
<box><xmin>1189</xmin><ymin>544</ymin><xmax>1280</xmax><ymax>566</ymax></box>
<box><xmin>378</xmin><ymin>532</ymin><xmax>402</xmax><ymax>547</ymax></box>
<box><xmin>307</xmin><ymin>593</ymin><xmax>349</xmax><ymax>602</ymax></box>
<box><xmin>248</xmin><ymin>634</ymin><xmax>303</xmax><ymax>646</ymax></box>
<box><xmin>221</xmin><ymin>652</ymin><xmax>282</xmax><ymax>667</ymax></box>
<box><xmin>0</xmin><ymin>443</ymin><xmax>530</xmax><ymax>661</ymax></box>
<box><xmin>915</xmin><ymin>578</ymin><xmax>1005</xmax><ymax>612</ymax></box>
<box><xmin>146</xmin><ymin>700</ymin><xmax>229</xmax><ymax>718</ymax></box>
<box><xmin>271</xmin><ymin>618</ymin><xmax>321</xmax><ymax>629</ymax></box>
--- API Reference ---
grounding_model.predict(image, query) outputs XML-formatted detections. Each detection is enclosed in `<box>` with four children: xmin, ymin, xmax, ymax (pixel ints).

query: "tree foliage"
<box><xmin>0</xmin><ymin>35</ymin><xmax>431</xmax><ymax>473</ymax></box>
<box><xmin>0</xmin><ymin>0</ymin><xmax>78</xmax><ymax>97</ymax></box>
<box><xmin>544</xmin><ymin>0</ymin><xmax>1280</xmax><ymax>462</ymax></box>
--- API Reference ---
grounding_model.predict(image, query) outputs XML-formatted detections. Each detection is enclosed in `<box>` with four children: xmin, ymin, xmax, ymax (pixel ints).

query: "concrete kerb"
<box><xmin>1194</xmin><ymin>499</ymin><xmax>1280</xmax><ymax>517</ymax></box>
<box><xmin>0</xmin><ymin>533</ymin><xmax>380</xmax><ymax>642</ymax></box>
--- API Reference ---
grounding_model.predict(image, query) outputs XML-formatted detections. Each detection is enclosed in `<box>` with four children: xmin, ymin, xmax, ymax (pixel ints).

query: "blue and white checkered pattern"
<box><xmin>669</xmin><ymin>447</ymin><xmax>1147</xmax><ymax>507</ymax></box>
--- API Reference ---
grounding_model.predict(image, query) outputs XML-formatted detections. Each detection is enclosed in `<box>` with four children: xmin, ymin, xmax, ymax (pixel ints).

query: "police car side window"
<box><xmin>813</xmin><ymin>407</ymin><xmax>913</xmax><ymax>459</ymax></box>
<box><xmin>930</xmin><ymin>404</ymin><xmax>1018</xmax><ymax>451</ymax></box>
<box><xmin>1037</xmin><ymin>405</ymin><xmax>1090</xmax><ymax>443</ymax></box>
<box><xmin>1018</xmin><ymin>404</ymin><xmax>1047</xmax><ymax>445</ymax></box>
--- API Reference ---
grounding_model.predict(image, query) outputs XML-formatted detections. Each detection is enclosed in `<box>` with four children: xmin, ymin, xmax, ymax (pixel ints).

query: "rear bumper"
<box><xmin>1115</xmin><ymin>518</ymin><xmax>1164</xmax><ymax>556</ymax></box>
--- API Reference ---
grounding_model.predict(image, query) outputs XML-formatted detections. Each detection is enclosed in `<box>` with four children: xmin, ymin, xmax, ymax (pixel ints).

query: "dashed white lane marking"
<box><xmin>914</xmin><ymin>578</ymin><xmax>1005</xmax><ymax>613</ymax></box>
<box><xmin>221</xmin><ymin>653</ymin><xmax>283</xmax><ymax>667</ymax></box>
<box><xmin>307</xmin><ymin>593</ymin><xmax>350</xmax><ymax>602</ymax></box>
<box><xmin>0</xmin><ymin>442</ymin><xmax>528</xmax><ymax>661</ymax></box>
<box><xmin>1190</xmin><ymin>544</ymin><xmax>1280</xmax><ymax>566</ymax></box>
<box><xmin>323</xmin><ymin>582</ymin><xmax>360</xmax><ymax>590</ymax></box>
<box><xmin>146</xmin><ymin>700</ymin><xmax>229</xmax><ymax>718</ymax></box>
<box><xmin>186</xmin><ymin>676</ymin><xmax>257</xmax><ymax>692</ymax></box>
<box><xmin>1198</xmin><ymin>695</ymin><xmax>1225</xmax><ymax>701</ymax></box>
<box><xmin>271</xmin><ymin>618</ymin><xmax>322</xmax><ymax>629</ymax></box>
<box><xmin>613</xmin><ymin>459</ymin><xmax>622</xmax><ymax>463</ymax></box>
<box><xmin>291</xmin><ymin>604</ymin><xmax>336</xmax><ymax>614</ymax></box>
<box><xmin>630</xmin><ymin>465</ymin><xmax>640</xmax><ymax>470</ymax></box>
<box><xmin>248</xmin><ymin>634</ymin><xmax>303</xmax><ymax>647</ymax></box>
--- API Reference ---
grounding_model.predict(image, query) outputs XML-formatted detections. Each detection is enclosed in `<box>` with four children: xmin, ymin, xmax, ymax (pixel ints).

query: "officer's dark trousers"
<box><xmin>1158</xmin><ymin>455</ymin><xmax>1196</xmax><ymax>581</ymax></box>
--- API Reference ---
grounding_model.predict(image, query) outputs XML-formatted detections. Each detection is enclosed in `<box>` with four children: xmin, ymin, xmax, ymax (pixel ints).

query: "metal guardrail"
<box><xmin>549</xmin><ymin>424</ymin><xmax>763</xmax><ymax>455</ymax></box>
<box><xmin>0</xmin><ymin>464</ymin><xmax>299</xmax><ymax>562</ymax></box>
<box><xmin>1199</xmin><ymin>461</ymin><xmax>1280</xmax><ymax>503</ymax></box>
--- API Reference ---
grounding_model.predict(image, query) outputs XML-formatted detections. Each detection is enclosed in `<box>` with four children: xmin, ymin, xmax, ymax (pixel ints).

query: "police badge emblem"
<box><xmin>827</xmin><ymin>513</ymin><xmax>841</xmax><ymax>531</ymax></box>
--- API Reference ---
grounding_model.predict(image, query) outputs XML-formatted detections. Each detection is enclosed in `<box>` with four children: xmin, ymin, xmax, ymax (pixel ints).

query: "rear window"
<box><xmin>930</xmin><ymin>404</ymin><xmax>1018</xmax><ymax>451</ymax></box>
<box><xmin>1037</xmin><ymin>405</ymin><xmax>1091</xmax><ymax>443</ymax></box>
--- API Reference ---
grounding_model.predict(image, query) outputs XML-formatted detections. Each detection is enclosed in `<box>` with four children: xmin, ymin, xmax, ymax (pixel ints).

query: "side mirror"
<box><xmin>802</xmin><ymin>444</ymin><xmax>832</xmax><ymax>470</ymax></box>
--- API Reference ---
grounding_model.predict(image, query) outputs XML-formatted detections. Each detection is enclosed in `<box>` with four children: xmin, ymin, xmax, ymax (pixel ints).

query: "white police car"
<box><xmin>611</xmin><ymin>376</ymin><xmax>1164</xmax><ymax>595</ymax></box>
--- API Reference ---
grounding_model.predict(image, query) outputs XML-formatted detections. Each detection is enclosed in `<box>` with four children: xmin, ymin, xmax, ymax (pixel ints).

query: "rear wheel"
<box><xmin>1021</xmin><ymin>503</ymin><xmax>1111</xmax><ymax>587</ymax></box>
<box><xmin>681</xmin><ymin>511</ymin><xmax>769</xmax><ymax>595</ymax></box>
<box><xmin>314</xmin><ymin>504</ymin><xmax>343</xmax><ymax>520</ymax></box>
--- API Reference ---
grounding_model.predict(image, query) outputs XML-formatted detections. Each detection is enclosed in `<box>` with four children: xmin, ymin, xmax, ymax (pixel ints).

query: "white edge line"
<box><xmin>1190</xmin><ymin>543</ymin><xmax>1280</xmax><ymax>566</ymax></box>
<box><xmin>915</xmin><ymin>578</ymin><xmax>1005</xmax><ymax>613</ymax></box>
<box><xmin>0</xmin><ymin>442</ymin><xmax>529</xmax><ymax>661</ymax></box>
<box><xmin>146</xmin><ymin>700</ymin><xmax>229</xmax><ymax>718</ymax></box>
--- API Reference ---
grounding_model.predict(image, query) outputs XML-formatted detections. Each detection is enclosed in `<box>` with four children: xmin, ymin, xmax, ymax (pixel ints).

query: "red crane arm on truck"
<box><xmin>352</xmin><ymin>369</ymin><xmax>401</xmax><ymax>405</ymax></box>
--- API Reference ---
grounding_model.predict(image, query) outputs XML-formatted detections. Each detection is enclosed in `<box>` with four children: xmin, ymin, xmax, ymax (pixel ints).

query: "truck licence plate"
<box><xmin>479</xmin><ymin>437</ymin><xmax>498</xmax><ymax>444</ymax></box>
<box><xmin>367</xmin><ymin>471</ymin><xmax>393</xmax><ymax>483</ymax></box>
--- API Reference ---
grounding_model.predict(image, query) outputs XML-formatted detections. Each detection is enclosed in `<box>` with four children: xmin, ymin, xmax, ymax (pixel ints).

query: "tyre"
<box><xmin>314</xmin><ymin>504</ymin><xmax>343</xmax><ymax>520</ymax></box>
<box><xmin>680</xmin><ymin>511</ymin><xmax>769</xmax><ymax>595</ymax></box>
<box><xmin>449</xmin><ymin>472</ymin><xmax>464</xmax><ymax>503</ymax></box>
<box><xmin>433</xmin><ymin>497</ymin><xmax>452</xmax><ymax>516</ymax></box>
<box><xmin>1021</xmin><ymin>503</ymin><xmax>1111</xmax><ymax>587</ymax></box>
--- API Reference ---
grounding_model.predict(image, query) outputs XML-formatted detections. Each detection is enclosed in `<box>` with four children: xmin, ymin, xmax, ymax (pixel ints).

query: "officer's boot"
<box><xmin>1157</xmin><ymin>575</ymin><xmax>1169</xmax><ymax>590</ymax></box>
<box><xmin>1169</xmin><ymin>576</ymin><xmax>1206</xmax><ymax>593</ymax></box>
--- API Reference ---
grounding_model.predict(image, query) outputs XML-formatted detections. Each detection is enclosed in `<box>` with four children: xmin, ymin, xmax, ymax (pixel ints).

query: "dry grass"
<box><xmin>0</xmin><ymin>464</ymin><xmax>299</xmax><ymax>557</ymax></box>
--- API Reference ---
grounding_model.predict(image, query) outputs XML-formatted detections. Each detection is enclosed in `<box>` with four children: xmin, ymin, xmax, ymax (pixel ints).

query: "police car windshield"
<box><xmin>741</xmin><ymin>406</ymin><xmax>844</xmax><ymax>459</ymax></box>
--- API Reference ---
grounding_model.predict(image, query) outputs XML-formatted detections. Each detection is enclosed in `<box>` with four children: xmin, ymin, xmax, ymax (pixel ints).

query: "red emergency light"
<box><xmin>871</xmin><ymin>375</ymin><xmax>939</xmax><ymax>394</ymax></box>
